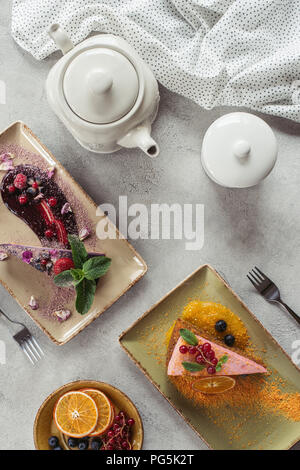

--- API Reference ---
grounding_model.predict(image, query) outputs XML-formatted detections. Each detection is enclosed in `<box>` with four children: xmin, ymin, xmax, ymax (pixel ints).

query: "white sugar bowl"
<box><xmin>46</xmin><ymin>25</ymin><xmax>160</xmax><ymax>158</ymax></box>
<box><xmin>201</xmin><ymin>112</ymin><xmax>278</xmax><ymax>188</ymax></box>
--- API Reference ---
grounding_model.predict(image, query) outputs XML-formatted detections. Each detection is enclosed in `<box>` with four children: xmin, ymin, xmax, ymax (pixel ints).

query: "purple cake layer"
<box><xmin>0</xmin><ymin>243</ymin><xmax>104</xmax><ymax>277</ymax></box>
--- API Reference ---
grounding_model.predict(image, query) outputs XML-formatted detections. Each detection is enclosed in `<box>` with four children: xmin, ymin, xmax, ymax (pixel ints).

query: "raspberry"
<box><xmin>54</xmin><ymin>257</ymin><xmax>75</xmax><ymax>275</ymax></box>
<box><xmin>14</xmin><ymin>173</ymin><xmax>27</xmax><ymax>190</ymax></box>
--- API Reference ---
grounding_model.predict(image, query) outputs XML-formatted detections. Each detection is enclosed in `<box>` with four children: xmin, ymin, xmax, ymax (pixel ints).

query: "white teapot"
<box><xmin>46</xmin><ymin>24</ymin><xmax>160</xmax><ymax>158</ymax></box>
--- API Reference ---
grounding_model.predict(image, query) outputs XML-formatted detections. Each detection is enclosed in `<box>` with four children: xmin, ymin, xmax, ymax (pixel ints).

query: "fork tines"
<box><xmin>247</xmin><ymin>266</ymin><xmax>265</xmax><ymax>287</ymax></box>
<box><xmin>13</xmin><ymin>328</ymin><xmax>44</xmax><ymax>365</ymax></box>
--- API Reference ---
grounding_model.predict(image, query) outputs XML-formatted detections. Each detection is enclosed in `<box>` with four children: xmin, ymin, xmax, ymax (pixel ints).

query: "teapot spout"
<box><xmin>48</xmin><ymin>24</ymin><xmax>74</xmax><ymax>55</ymax></box>
<box><xmin>118</xmin><ymin>122</ymin><xmax>159</xmax><ymax>158</ymax></box>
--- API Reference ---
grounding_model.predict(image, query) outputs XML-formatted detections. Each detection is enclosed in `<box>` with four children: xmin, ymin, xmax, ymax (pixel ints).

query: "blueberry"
<box><xmin>224</xmin><ymin>334</ymin><xmax>235</xmax><ymax>347</ymax></box>
<box><xmin>90</xmin><ymin>438</ymin><xmax>102</xmax><ymax>450</ymax></box>
<box><xmin>68</xmin><ymin>437</ymin><xmax>79</xmax><ymax>448</ymax></box>
<box><xmin>215</xmin><ymin>320</ymin><xmax>227</xmax><ymax>333</ymax></box>
<box><xmin>48</xmin><ymin>436</ymin><xmax>59</xmax><ymax>448</ymax></box>
<box><xmin>53</xmin><ymin>446</ymin><xmax>63</xmax><ymax>450</ymax></box>
<box><xmin>78</xmin><ymin>439</ymin><xmax>89</xmax><ymax>450</ymax></box>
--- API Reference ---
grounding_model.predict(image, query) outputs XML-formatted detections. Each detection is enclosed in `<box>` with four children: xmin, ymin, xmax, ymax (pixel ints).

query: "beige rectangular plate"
<box><xmin>0</xmin><ymin>122</ymin><xmax>147</xmax><ymax>345</ymax></box>
<box><xmin>120</xmin><ymin>264</ymin><xmax>300</xmax><ymax>450</ymax></box>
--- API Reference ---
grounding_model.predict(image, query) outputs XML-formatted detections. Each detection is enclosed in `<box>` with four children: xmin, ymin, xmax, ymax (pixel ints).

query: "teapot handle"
<box><xmin>48</xmin><ymin>24</ymin><xmax>74</xmax><ymax>55</ymax></box>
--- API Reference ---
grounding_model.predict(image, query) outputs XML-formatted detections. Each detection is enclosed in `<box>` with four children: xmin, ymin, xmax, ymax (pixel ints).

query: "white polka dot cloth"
<box><xmin>11</xmin><ymin>0</ymin><xmax>300</xmax><ymax>121</ymax></box>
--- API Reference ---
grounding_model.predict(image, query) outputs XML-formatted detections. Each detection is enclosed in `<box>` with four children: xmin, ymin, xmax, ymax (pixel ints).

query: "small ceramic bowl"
<box><xmin>34</xmin><ymin>380</ymin><xmax>144</xmax><ymax>450</ymax></box>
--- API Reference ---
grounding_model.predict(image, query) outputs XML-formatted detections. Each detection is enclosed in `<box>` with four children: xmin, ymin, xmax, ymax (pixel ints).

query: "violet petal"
<box><xmin>22</xmin><ymin>250</ymin><xmax>33</xmax><ymax>264</ymax></box>
<box><xmin>34</xmin><ymin>193</ymin><xmax>44</xmax><ymax>202</ymax></box>
<box><xmin>61</xmin><ymin>202</ymin><xmax>72</xmax><ymax>215</ymax></box>
<box><xmin>47</xmin><ymin>166</ymin><xmax>56</xmax><ymax>179</ymax></box>
<box><xmin>29</xmin><ymin>295</ymin><xmax>39</xmax><ymax>310</ymax></box>
<box><xmin>0</xmin><ymin>251</ymin><xmax>8</xmax><ymax>261</ymax></box>
<box><xmin>53</xmin><ymin>309</ymin><xmax>71</xmax><ymax>322</ymax></box>
<box><xmin>79</xmin><ymin>228</ymin><xmax>91</xmax><ymax>241</ymax></box>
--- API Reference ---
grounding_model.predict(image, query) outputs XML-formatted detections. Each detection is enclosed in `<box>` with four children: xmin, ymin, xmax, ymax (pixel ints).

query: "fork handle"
<box><xmin>278</xmin><ymin>301</ymin><xmax>300</xmax><ymax>325</ymax></box>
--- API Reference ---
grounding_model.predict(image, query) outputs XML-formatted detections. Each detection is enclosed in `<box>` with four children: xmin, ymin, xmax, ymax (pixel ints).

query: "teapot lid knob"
<box><xmin>87</xmin><ymin>70</ymin><xmax>113</xmax><ymax>95</ymax></box>
<box><xmin>63</xmin><ymin>48</ymin><xmax>139</xmax><ymax>124</ymax></box>
<box><xmin>233</xmin><ymin>139</ymin><xmax>251</xmax><ymax>159</ymax></box>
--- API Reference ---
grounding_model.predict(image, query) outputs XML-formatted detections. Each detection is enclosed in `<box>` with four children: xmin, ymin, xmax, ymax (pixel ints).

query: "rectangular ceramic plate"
<box><xmin>0</xmin><ymin>122</ymin><xmax>147</xmax><ymax>345</ymax></box>
<box><xmin>120</xmin><ymin>264</ymin><xmax>300</xmax><ymax>450</ymax></box>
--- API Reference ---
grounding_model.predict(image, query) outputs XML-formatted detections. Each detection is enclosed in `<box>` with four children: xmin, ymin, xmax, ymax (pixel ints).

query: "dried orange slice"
<box><xmin>192</xmin><ymin>376</ymin><xmax>236</xmax><ymax>394</ymax></box>
<box><xmin>54</xmin><ymin>391</ymin><xmax>98</xmax><ymax>438</ymax></box>
<box><xmin>109</xmin><ymin>400</ymin><xmax>115</xmax><ymax>426</ymax></box>
<box><xmin>81</xmin><ymin>388</ymin><xmax>113</xmax><ymax>436</ymax></box>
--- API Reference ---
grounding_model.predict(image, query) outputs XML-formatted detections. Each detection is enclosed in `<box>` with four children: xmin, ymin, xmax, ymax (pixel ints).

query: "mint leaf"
<box><xmin>70</xmin><ymin>268</ymin><xmax>84</xmax><ymax>285</ymax></box>
<box><xmin>53</xmin><ymin>270</ymin><xmax>74</xmax><ymax>287</ymax></box>
<box><xmin>182</xmin><ymin>362</ymin><xmax>205</xmax><ymax>372</ymax></box>
<box><xmin>75</xmin><ymin>279</ymin><xmax>96</xmax><ymax>315</ymax></box>
<box><xmin>219</xmin><ymin>355</ymin><xmax>228</xmax><ymax>364</ymax></box>
<box><xmin>68</xmin><ymin>234</ymin><xmax>88</xmax><ymax>268</ymax></box>
<box><xmin>83</xmin><ymin>256</ymin><xmax>112</xmax><ymax>281</ymax></box>
<box><xmin>71</xmin><ymin>268</ymin><xmax>84</xmax><ymax>280</ymax></box>
<box><xmin>216</xmin><ymin>355</ymin><xmax>228</xmax><ymax>372</ymax></box>
<box><xmin>179</xmin><ymin>329</ymin><xmax>198</xmax><ymax>346</ymax></box>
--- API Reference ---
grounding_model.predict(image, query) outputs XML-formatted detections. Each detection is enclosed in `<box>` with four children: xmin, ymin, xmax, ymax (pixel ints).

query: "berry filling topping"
<box><xmin>48</xmin><ymin>197</ymin><xmax>57</xmax><ymax>207</ymax></box>
<box><xmin>179</xmin><ymin>328</ymin><xmax>228</xmax><ymax>375</ymax></box>
<box><xmin>0</xmin><ymin>165</ymin><xmax>78</xmax><ymax>246</ymax></box>
<box><xmin>18</xmin><ymin>194</ymin><xmax>28</xmax><ymax>205</ymax></box>
<box><xmin>54</xmin><ymin>257</ymin><xmax>75</xmax><ymax>275</ymax></box>
<box><xmin>14</xmin><ymin>173</ymin><xmax>27</xmax><ymax>189</ymax></box>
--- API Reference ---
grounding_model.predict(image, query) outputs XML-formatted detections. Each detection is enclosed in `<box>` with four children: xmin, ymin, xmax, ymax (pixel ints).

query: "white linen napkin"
<box><xmin>11</xmin><ymin>0</ymin><xmax>300</xmax><ymax>122</ymax></box>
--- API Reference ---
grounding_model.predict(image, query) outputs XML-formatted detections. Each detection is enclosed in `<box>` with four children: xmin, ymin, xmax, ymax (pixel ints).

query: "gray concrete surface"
<box><xmin>0</xmin><ymin>1</ymin><xmax>299</xmax><ymax>450</ymax></box>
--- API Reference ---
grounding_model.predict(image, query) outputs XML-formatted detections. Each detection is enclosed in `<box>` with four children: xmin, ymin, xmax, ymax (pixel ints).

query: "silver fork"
<box><xmin>0</xmin><ymin>308</ymin><xmax>44</xmax><ymax>364</ymax></box>
<box><xmin>247</xmin><ymin>267</ymin><xmax>300</xmax><ymax>325</ymax></box>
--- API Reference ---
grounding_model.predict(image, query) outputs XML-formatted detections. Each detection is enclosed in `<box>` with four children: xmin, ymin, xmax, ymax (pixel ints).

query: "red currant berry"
<box><xmin>115</xmin><ymin>415</ymin><xmax>121</xmax><ymax>422</ymax></box>
<box><xmin>107</xmin><ymin>430</ymin><xmax>114</xmax><ymax>438</ymax></box>
<box><xmin>196</xmin><ymin>354</ymin><xmax>206</xmax><ymax>365</ymax></box>
<box><xmin>202</xmin><ymin>343</ymin><xmax>211</xmax><ymax>354</ymax></box>
<box><xmin>121</xmin><ymin>441</ymin><xmax>129</xmax><ymax>449</ymax></box>
<box><xmin>14</xmin><ymin>173</ymin><xmax>27</xmax><ymax>190</ymax></box>
<box><xmin>211</xmin><ymin>357</ymin><xmax>218</xmax><ymax>366</ymax></box>
<box><xmin>107</xmin><ymin>444</ymin><xmax>114</xmax><ymax>450</ymax></box>
<box><xmin>18</xmin><ymin>195</ymin><xmax>28</xmax><ymax>205</ymax></box>
<box><xmin>207</xmin><ymin>366</ymin><xmax>216</xmax><ymax>375</ymax></box>
<box><xmin>113</xmin><ymin>424</ymin><xmax>120</xmax><ymax>432</ymax></box>
<box><xmin>179</xmin><ymin>345</ymin><xmax>188</xmax><ymax>354</ymax></box>
<box><xmin>32</xmin><ymin>182</ymin><xmax>39</xmax><ymax>189</ymax></box>
<box><xmin>188</xmin><ymin>346</ymin><xmax>197</xmax><ymax>355</ymax></box>
<box><xmin>205</xmin><ymin>350</ymin><xmax>215</xmax><ymax>361</ymax></box>
<box><xmin>8</xmin><ymin>185</ymin><xmax>15</xmax><ymax>193</ymax></box>
<box><xmin>41</xmin><ymin>259</ymin><xmax>48</xmax><ymax>266</ymax></box>
<box><xmin>48</xmin><ymin>197</ymin><xmax>57</xmax><ymax>207</ymax></box>
<box><xmin>127</xmin><ymin>418</ymin><xmax>135</xmax><ymax>426</ymax></box>
<box><xmin>45</xmin><ymin>229</ymin><xmax>54</xmax><ymax>238</ymax></box>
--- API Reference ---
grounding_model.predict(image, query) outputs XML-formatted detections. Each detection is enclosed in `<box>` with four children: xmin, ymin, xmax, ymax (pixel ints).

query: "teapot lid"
<box><xmin>201</xmin><ymin>112</ymin><xmax>278</xmax><ymax>188</ymax></box>
<box><xmin>63</xmin><ymin>48</ymin><xmax>139</xmax><ymax>124</ymax></box>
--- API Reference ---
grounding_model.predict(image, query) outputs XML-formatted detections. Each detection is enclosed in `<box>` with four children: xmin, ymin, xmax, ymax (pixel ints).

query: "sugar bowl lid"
<box><xmin>201</xmin><ymin>112</ymin><xmax>278</xmax><ymax>188</ymax></box>
<box><xmin>63</xmin><ymin>48</ymin><xmax>139</xmax><ymax>124</ymax></box>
